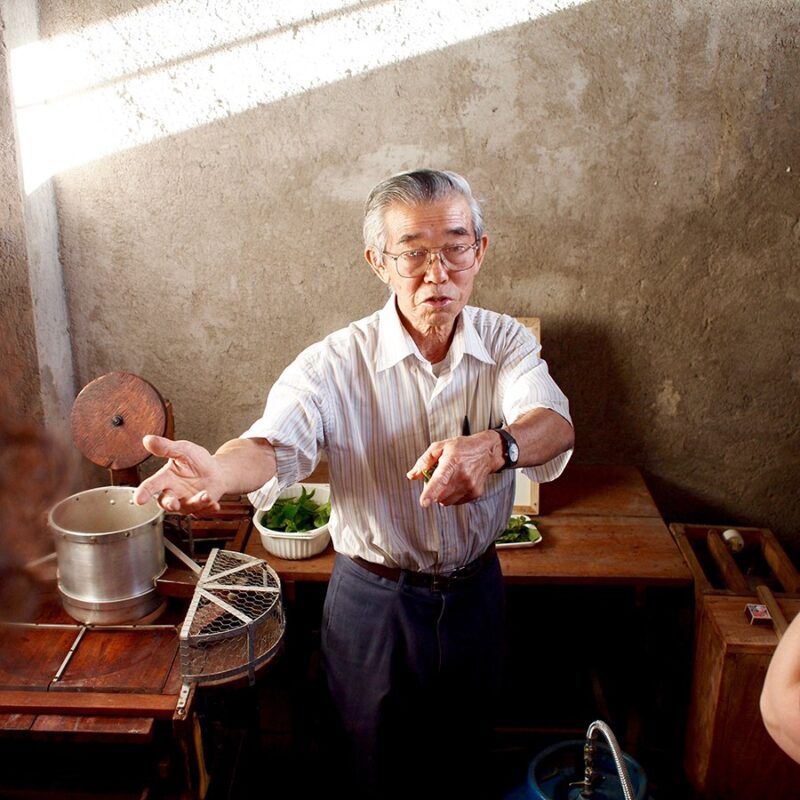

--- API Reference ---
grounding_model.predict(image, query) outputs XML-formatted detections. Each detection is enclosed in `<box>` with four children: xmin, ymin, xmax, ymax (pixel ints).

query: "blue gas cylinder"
<box><xmin>503</xmin><ymin>739</ymin><xmax>649</xmax><ymax>800</ymax></box>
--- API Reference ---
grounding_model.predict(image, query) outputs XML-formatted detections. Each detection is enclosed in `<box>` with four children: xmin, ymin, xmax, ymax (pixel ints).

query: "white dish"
<box><xmin>496</xmin><ymin>537</ymin><xmax>542</xmax><ymax>550</ymax></box>
<box><xmin>495</xmin><ymin>515</ymin><xmax>542</xmax><ymax>549</ymax></box>
<box><xmin>253</xmin><ymin>483</ymin><xmax>331</xmax><ymax>560</ymax></box>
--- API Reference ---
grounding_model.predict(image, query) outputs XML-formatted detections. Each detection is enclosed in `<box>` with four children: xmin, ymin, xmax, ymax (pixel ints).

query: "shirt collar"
<box><xmin>376</xmin><ymin>294</ymin><xmax>418</xmax><ymax>372</ymax></box>
<box><xmin>376</xmin><ymin>294</ymin><xmax>496</xmax><ymax>373</ymax></box>
<box><xmin>453</xmin><ymin>306</ymin><xmax>495</xmax><ymax>369</ymax></box>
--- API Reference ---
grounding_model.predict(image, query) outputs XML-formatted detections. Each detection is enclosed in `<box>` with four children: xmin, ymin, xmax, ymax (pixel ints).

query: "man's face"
<box><xmin>366</xmin><ymin>195</ymin><xmax>489</xmax><ymax>337</ymax></box>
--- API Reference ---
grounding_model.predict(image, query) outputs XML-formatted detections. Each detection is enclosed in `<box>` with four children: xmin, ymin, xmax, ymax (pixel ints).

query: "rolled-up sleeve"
<box><xmin>496</xmin><ymin>322</ymin><xmax>573</xmax><ymax>483</ymax></box>
<box><xmin>240</xmin><ymin>346</ymin><xmax>328</xmax><ymax>510</ymax></box>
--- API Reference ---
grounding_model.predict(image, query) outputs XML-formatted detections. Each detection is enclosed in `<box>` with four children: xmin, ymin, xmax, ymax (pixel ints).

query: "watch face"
<box><xmin>508</xmin><ymin>442</ymin><xmax>519</xmax><ymax>463</ymax></box>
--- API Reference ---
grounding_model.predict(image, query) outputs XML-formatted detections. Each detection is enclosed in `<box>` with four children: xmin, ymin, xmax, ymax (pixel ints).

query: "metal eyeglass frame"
<box><xmin>380</xmin><ymin>240</ymin><xmax>481</xmax><ymax>278</ymax></box>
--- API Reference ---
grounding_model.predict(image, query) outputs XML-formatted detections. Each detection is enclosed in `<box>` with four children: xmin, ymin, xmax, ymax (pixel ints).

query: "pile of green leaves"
<box><xmin>496</xmin><ymin>515</ymin><xmax>541</xmax><ymax>544</ymax></box>
<box><xmin>260</xmin><ymin>487</ymin><xmax>331</xmax><ymax>533</ymax></box>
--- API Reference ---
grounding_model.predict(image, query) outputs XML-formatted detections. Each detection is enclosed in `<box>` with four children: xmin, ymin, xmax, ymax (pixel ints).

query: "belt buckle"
<box><xmin>450</xmin><ymin>563</ymin><xmax>473</xmax><ymax>581</ymax></box>
<box><xmin>430</xmin><ymin>556</ymin><xmax>483</xmax><ymax>592</ymax></box>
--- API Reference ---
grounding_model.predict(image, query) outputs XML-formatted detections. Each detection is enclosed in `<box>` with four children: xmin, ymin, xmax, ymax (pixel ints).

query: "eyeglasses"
<box><xmin>380</xmin><ymin>241</ymin><xmax>480</xmax><ymax>278</ymax></box>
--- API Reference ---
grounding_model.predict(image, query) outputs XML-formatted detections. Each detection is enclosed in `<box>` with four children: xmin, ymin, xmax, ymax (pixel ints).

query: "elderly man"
<box><xmin>135</xmin><ymin>169</ymin><xmax>574</xmax><ymax>798</ymax></box>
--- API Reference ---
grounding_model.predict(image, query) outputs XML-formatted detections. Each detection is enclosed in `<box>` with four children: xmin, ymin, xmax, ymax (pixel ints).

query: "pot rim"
<box><xmin>48</xmin><ymin>485</ymin><xmax>163</xmax><ymax>537</ymax></box>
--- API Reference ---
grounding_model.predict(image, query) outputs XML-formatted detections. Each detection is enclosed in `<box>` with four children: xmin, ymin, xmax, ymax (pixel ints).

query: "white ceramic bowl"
<box><xmin>253</xmin><ymin>483</ymin><xmax>331</xmax><ymax>560</ymax></box>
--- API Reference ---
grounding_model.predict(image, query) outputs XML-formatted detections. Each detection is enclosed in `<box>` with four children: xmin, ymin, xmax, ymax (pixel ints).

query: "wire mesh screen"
<box><xmin>180</xmin><ymin>548</ymin><xmax>285</xmax><ymax>685</ymax></box>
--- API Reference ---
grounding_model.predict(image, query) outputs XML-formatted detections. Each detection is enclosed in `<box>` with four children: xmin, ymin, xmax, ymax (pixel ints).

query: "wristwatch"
<box><xmin>495</xmin><ymin>428</ymin><xmax>519</xmax><ymax>471</ymax></box>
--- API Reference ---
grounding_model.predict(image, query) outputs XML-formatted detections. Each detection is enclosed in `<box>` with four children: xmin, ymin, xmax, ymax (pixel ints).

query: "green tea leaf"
<box><xmin>496</xmin><ymin>515</ymin><xmax>540</xmax><ymax>544</ymax></box>
<box><xmin>261</xmin><ymin>489</ymin><xmax>331</xmax><ymax>533</ymax></box>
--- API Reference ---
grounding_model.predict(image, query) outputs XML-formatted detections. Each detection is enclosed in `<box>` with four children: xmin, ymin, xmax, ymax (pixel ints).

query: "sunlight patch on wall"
<box><xmin>11</xmin><ymin>0</ymin><xmax>589</xmax><ymax>193</ymax></box>
<box><xmin>11</xmin><ymin>0</ymin><xmax>368</xmax><ymax>105</ymax></box>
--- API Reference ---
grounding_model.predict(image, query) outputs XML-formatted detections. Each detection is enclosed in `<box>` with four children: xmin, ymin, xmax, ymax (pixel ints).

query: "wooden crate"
<box><xmin>671</xmin><ymin>523</ymin><xmax>800</xmax><ymax>798</ymax></box>
<box><xmin>670</xmin><ymin>523</ymin><xmax>800</xmax><ymax>605</ymax></box>
<box><xmin>684</xmin><ymin>595</ymin><xmax>800</xmax><ymax>798</ymax></box>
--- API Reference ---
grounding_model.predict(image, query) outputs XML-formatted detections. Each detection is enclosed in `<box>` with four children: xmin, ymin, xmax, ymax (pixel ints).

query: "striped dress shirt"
<box><xmin>242</xmin><ymin>293</ymin><xmax>572</xmax><ymax>572</ymax></box>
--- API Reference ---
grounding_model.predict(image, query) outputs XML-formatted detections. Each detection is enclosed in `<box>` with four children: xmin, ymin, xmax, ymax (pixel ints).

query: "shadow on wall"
<box><xmin>642</xmin><ymin>472</ymin><xmax>734</xmax><ymax>527</ymax></box>
<box><xmin>544</xmin><ymin>319</ymin><xmax>647</xmax><ymax>466</ymax></box>
<box><xmin>645</xmin><ymin>466</ymin><xmax>800</xmax><ymax>563</ymax></box>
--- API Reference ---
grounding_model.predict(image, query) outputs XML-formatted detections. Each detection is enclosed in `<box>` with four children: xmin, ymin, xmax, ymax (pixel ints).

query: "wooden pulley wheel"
<box><xmin>71</xmin><ymin>372</ymin><xmax>171</xmax><ymax>479</ymax></box>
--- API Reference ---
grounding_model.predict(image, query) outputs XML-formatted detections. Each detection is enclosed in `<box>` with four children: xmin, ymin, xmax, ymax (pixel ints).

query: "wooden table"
<box><xmin>0</xmin><ymin>585</ymin><xmax>206</xmax><ymax>798</ymax></box>
<box><xmin>245</xmin><ymin>462</ymin><xmax>693</xmax><ymax>761</ymax></box>
<box><xmin>0</xmin><ymin>496</ymin><xmax>256</xmax><ymax>799</ymax></box>
<box><xmin>246</xmin><ymin>463</ymin><xmax>692</xmax><ymax>591</ymax></box>
<box><xmin>0</xmin><ymin>593</ymin><xmax>185</xmax><ymax>732</ymax></box>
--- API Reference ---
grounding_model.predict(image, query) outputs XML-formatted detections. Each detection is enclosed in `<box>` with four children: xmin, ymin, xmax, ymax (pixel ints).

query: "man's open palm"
<box><xmin>132</xmin><ymin>435</ymin><xmax>225</xmax><ymax>514</ymax></box>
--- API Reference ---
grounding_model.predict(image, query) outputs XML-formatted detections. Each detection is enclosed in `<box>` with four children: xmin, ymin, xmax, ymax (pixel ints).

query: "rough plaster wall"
<box><xmin>2</xmin><ymin>0</ymin><xmax>76</xmax><ymax>432</ymax></box>
<box><xmin>39</xmin><ymin>0</ymin><xmax>800</xmax><ymax>547</ymax></box>
<box><xmin>0</xmin><ymin>8</ymin><xmax>41</xmax><ymax>423</ymax></box>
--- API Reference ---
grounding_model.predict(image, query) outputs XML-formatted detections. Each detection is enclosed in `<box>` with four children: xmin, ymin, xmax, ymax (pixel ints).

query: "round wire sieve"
<box><xmin>179</xmin><ymin>548</ymin><xmax>285</xmax><ymax>687</ymax></box>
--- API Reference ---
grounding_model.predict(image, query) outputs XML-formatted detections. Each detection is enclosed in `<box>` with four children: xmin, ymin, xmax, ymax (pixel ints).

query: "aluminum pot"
<box><xmin>48</xmin><ymin>486</ymin><xmax>166</xmax><ymax>624</ymax></box>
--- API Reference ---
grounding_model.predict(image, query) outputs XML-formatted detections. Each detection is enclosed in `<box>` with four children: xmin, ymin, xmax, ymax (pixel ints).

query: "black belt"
<box><xmin>352</xmin><ymin>543</ymin><xmax>496</xmax><ymax>592</ymax></box>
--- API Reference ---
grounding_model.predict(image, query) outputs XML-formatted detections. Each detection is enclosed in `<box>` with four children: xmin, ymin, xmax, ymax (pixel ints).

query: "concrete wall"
<box><xmin>22</xmin><ymin>0</ymin><xmax>800</xmax><ymax>547</ymax></box>
<box><xmin>2</xmin><ymin>0</ymin><xmax>76</xmax><ymax>432</ymax></box>
<box><xmin>0</xmin><ymin>6</ymin><xmax>41</xmax><ymax>423</ymax></box>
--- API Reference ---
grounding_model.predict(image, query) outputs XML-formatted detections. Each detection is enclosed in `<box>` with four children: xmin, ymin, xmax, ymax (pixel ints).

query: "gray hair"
<box><xmin>363</xmin><ymin>169</ymin><xmax>485</xmax><ymax>254</ymax></box>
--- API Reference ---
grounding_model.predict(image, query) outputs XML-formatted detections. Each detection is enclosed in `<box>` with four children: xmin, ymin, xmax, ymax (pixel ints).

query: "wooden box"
<box><xmin>671</xmin><ymin>523</ymin><xmax>800</xmax><ymax>603</ymax></box>
<box><xmin>684</xmin><ymin>595</ymin><xmax>800</xmax><ymax>798</ymax></box>
<box><xmin>671</xmin><ymin>524</ymin><xmax>800</xmax><ymax>798</ymax></box>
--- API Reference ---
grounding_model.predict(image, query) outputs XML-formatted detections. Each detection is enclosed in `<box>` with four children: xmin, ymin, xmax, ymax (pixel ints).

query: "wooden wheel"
<box><xmin>70</xmin><ymin>372</ymin><xmax>169</xmax><ymax>480</ymax></box>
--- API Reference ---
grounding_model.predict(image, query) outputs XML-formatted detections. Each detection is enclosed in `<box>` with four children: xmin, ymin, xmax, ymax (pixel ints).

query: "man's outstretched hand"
<box><xmin>132</xmin><ymin>435</ymin><xmax>226</xmax><ymax>514</ymax></box>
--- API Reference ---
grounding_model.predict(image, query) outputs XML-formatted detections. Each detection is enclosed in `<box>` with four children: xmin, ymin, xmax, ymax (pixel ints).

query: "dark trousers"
<box><xmin>320</xmin><ymin>551</ymin><xmax>506</xmax><ymax>799</ymax></box>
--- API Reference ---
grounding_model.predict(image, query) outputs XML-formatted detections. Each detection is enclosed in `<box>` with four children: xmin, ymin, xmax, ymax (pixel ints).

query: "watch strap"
<box><xmin>495</xmin><ymin>427</ymin><xmax>519</xmax><ymax>470</ymax></box>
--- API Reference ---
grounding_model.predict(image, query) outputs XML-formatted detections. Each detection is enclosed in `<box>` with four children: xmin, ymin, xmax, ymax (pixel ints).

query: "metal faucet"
<box><xmin>577</xmin><ymin>720</ymin><xmax>636</xmax><ymax>800</ymax></box>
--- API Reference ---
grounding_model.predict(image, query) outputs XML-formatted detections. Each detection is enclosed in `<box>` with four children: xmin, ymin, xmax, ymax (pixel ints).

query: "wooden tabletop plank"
<box><xmin>305</xmin><ymin>461</ymin><xmax>662</xmax><ymax>519</ymax></box>
<box><xmin>0</xmin><ymin>627</ymin><xmax>79</xmax><ymax>690</ymax></box>
<box><xmin>0</xmin><ymin>690</ymin><xmax>177</xmax><ymax>718</ymax></box>
<box><xmin>248</xmin><ymin>514</ymin><xmax>691</xmax><ymax>586</ymax></box>
<box><xmin>499</xmin><ymin>516</ymin><xmax>691</xmax><ymax>585</ymax></box>
<box><xmin>248</xmin><ymin>464</ymin><xmax>680</xmax><ymax>585</ymax></box>
<box><xmin>539</xmin><ymin>464</ymin><xmax>661</xmax><ymax>517</ymax></box>
<box><xmin>0</xmin><ymin>713</ymin><xmax>35</xmax><ymax>731</ymax></box>
<box><xmin>29</xmin><ymin>714</ymin><xmax>155</xmax><ymax>742</ymax></box>
<box><xmin>253</xmin><ymin>546</ymin><xmax>335</xmax><ymax>582</ymax></box>
<box><xmin>52</xmin><ymin>629</ymin><xmax>178</xmax><ymax>693</ymax></box>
